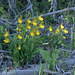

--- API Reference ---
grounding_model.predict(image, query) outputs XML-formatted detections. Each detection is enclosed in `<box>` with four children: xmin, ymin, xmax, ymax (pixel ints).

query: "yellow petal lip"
<box><xmin>38</xmin><ymin>16</ymin><xmax>43</xmax><ymax>21</ymax></box>
<box><xmin>63</xmin><ymin>29</ymin><xmax>68</xmax><ymax>33</ymax></box>
<box><xmin>16</xmin><ymin>27</ymin><xmax>19</xmax><ymax>31</ymax></box>
<box><xmin>30</xmin><ymin>31</ymin><xmax>34</xmax><ymax>36</ymax></box>
<box><xmin>20</xmin><ymin>25</ymin><xmax>23</xmax><ymax>28</ymax></box>
<box><xmin>55</xmin><ymin>31</ymin><xmax>58</xmax><ymax>34</ymax></box>
<box><xmin>5</xmin><ymin>28</ymin><xmax>7</xmax><ymax>32</ymax></box>
<box><xmin>36</xmin><ymin>31</ymin><xmax>40</xmax><ymax>35</ymax></box>
<box><xmin>17</xmin><ymin>34</ymin><xmax>22</xmax><ymax>39</ymax></box>
<box><xmin>18</xmin><ymin>45</ymin><xmax>21</xmax><ymax>50</ymax></box>
<box><xmin>61</xmin><ymin>25</ymin><xmax>64</xmax><ymax>29</ymax></box>
<box><xmin>18</xmin><ymin>18</ymin><xmax>22</xmax><ymax>24</ymax></box>
<box><xmin>19</xmin><ymin>29</ymin><xmax>21</xmax><ymax>32</ymax></box>
<box><xmin>4</xmin><ymin>32</ymin><xmax>9</xmax><ymax>37</ymax></box>
<box><xmin>4</xmin><ymin>38</ymin><xmax>9</xmax><ymax>43</ymax></box>
<box><xmin>38</xmin><ymin>14</ymin><xmax>43</xmax><ymax>21</ymax></box>
<box><xmin>39</xmin><ymin>24</ymin><xmax>44</xmax><ymax>28</ymax></box>
<box><xmin>49</xmin><ymin>26</ymin><xmax>52</xmax><ymax>32</ymax></box>
<box><xmin>57</xmin><ymin>28</ymin><xmax>60</xmax><ymax>32</ymax></box>
<box><xmin>60</xmin><ymin>24</ymin><xmax>64</xmax><ymax>29</ymax></box>
<box><xmin>32</xmin><ymin>21</ymin><xmax>37</xmax><ymax>26</ymax></box>
<box><xmin>55</xmin><ymin>28</ymin><xmax>60</xmax><ymax>34</ymax></box>
<box><xmin>27</xmin><ymin>25</ymin><xmax>31</xmax><ymax>29</ymax></box>
<box><xmin>27</xmin><ymin>19</ymin><xmax>31</xmax><ymax>24</ymax></box>
<box><xmin>63</xmin><ymin>36</ymin><xmax>66</xmax><ymax>39</ymax></box>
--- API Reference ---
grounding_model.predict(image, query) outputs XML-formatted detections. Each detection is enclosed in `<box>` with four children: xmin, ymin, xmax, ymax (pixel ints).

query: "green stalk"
<box><xmin>44</xmin><ymin>34</ymin><xmax>50</xmax><ymax>75</ymax></box>
<box><xmin>70</xmin><ymin>27</ymin><xmax>73</xmax><ymax>50</ymax></box>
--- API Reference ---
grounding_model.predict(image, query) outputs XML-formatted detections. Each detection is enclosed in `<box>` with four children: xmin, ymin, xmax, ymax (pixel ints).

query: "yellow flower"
<box><xmin>63</xmin><ymin>29</ymin><xmax>68</xmax><ymax>33</ymax></box>
<box><xmin>20</xmin><ymin>32</ymin><xmax>21</xmax><ymax>34</ymax></box>
<box><xmin>4</xmin><ymin>38</ymin><xmax>9</xmax><ymax>43</ymax></box>
<box><xmin>33</xmin><ymin>18</ymin><xmax>36</xmax><ymax>21</ymax></box>
<box><xmin>55</xmin><ymin>31</ymin><xmax>58</xmax><ymax>34</ymax></box>
<box><xmin>36</xmin><ymin>30</ymin><xmax>40</xmax><ymax>35</ymax></box>
<box><xmin>17</xmin><ymin>34</ymin><xmax>22</xmax><ymax>39</ymax></box>
<box><xmin>49</xmin><ymin>26</ymin><xmax>52</xmax><ymax>31</ymax></box>
<box><xmin>30</xmin><ymin>31</ymin><xmax>34</xmax><ymax>36</ymax></box>
<box><xmin>19</xmin><ymin>29</ymin><xmax>21</xmax><ymax>32</ymax></box>
<box><xmin>5</xmin><ymin>28</ymin><xmax>7</xmax><ymax>32</ymax></box>
<box><xmin>57</xmin><ymin>28</ymin><xmax>60</xmax><ymax>32</ymax></box>
<box><xmin>38</xmin><ymin>16</ymin><xmax>43</xmax><ymax>21</ymax></box>
<box><xmin>4</xmin><ymin>32</ymin><xmax>9</xmax><ymax>37</ymax></box>
<box><xmin>15</xmin><ymin>27</ymin><xmax>19</xmax><ymax>31</ymax></box>
<box><xmin>63</xmin><ymin>36</ymin><xmax>66</xmax><ymax>39</ymax></box>
<box><xmin>38</xmin><ymin>14</ymin><xmax>43</xmax><ymax>21</ymax></box>
<box><xmin>27</xmin><ymin>25</ymin><xmax>31</xmax><ymax>29</ymax></box>
<box><xmin>55</xmin><ymin>28</ymin><xmax>60</xmax><ymax>34</ymax></box>
<box><xmin>18</xmin><ymin>45</ymin><xmax>21</xmax><ymax>50</ymax></box>
<box><xmin>27</xmin><ymin>19</ymin><xmax>31</xmax><ymax>24</ymax></box>
<box><xmin>39</xmin><ymin>24</ymin><xmax>44</xmax><ymax>28</ymax></box>
<box><xmin>18</xmin><ymin>18</ymin><xmax>22</xmax><ymax>24</ymax></box>
<box><xmin>20</xmin><ymin>25</ymin><xmax>23</xmax><ymax>28</ymax></box>
<box><xmin>60</xmin><ymin>23</ymin><xmax>64</xmax><ymax>29</ymax></box>
<box><xmin>32</xmin><ymin>21</ymin><xmax>37</xmax><ymax>26</ymax></box>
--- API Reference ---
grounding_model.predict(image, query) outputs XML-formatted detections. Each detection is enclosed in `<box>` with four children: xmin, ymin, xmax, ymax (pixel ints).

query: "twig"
<box><xmin>27</xmin><ymin>0</ymin><xmax>34</xmax><ymax>17</ymax></box>
<box><xmin>29</xmin><ymin>7</ymin><xmax>75</xmax><ymax>20</ymax></box>
<box><xmin>14</xmin><ymin>4</ymin><xmax>33</xmax><ymax>21</ymax></box>
<box><xmin>55</xmin><ymin>64</ymin><xmax>60</xmax><ymax>72</ymax></box>
<box><xmin>42</xmin><ymin>43</ymin><xmax>48</xmax><ymax>45</ymax></box>
<box><xmin>43</xmin><ymin>69</ymin><xmax>60</xmax><ymax>74</ymax></box>
<box><xmin>0</xmin><ymin>50</ymin><xmax>9</xmax><ymax>53</ymax></box>
<box><xmin>0</xmin><ymin>7</ymin><xmax>75</xmax><ymax>26</ymax></box>
<box><xmin>8</xmin><ymin>0</ymin><xmax>16</xmax><ymax>16</ymax></box>
<box><xmin>48</xmin><ymin>5</ymin><xmax>54</xmax><ymax>12</ymax></box>
<box><xmin>0</xmin><ymin>58</ymin><xmax>3</xmax><ymax>66</ymax></box>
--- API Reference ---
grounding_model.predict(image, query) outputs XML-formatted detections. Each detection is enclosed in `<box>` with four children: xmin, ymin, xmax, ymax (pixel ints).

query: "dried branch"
<box><xmin>43</xmin><ymin>69</ymin><xmax>60</xmax><ymax>75</ymax></box>
<box><xmin>8</xmin><ymin>0</ymin><xmax>17</xmax><ymax>16</ymax></box>
<box><xmin>0</xmin><ymin>50</ymin><xmax>9</xmax><ymax>53</ymax></box>
<box><xmin>0</xmin><ymin>58</ymin><xmax>3</xmax><ymax>66</ymax></box>
<box><xmin>27</xmin><ymin>0</ymin><xmax>34</xmax><ymax>16</ymax></box>
<box><xmin>13</xmin><ymin>4</ymin><xmax>33</xmax><ymax>21</ymax></box>
<box><xmin>29</xmin><ymin>7</ymin><xmax>75</xmax><ymax>20</ymax></box>
<box><xmin>0</xmin><ymin>7</ymin><xmax>75</xmax><ymax>27</ymax></box>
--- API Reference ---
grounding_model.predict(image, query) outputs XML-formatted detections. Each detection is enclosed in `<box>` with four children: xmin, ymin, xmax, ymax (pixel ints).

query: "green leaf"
<box><xmin>40</xmin><ymin>50</ymin><xmax>52</xmax><ymax>64</ymax></box>
<box><xmin>48</xmin><ymin>0</ymin><xmax>51</xmax><ymax>2</ymax></box>
<box><xmin>0</xmin><ymin>7</ymin><xmax>5</xmax><ymax>14</ymax></box>
<box><xmin>33</xmin><ymin>47</ymin><xmax>42</xmax><ymax>54</ymax></box>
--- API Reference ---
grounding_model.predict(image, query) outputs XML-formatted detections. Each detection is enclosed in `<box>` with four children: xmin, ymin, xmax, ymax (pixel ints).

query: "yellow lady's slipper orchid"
<box><xmin>27</xmin><ymin>19</ymin><xmax>31</xmax><ymax>24</ymax></box>
<box><xmin>49</xmin><ymin>26</ymin><xmax>52</xmax><ymax>31</ymax></box>
<box><xmin>5</xmin><ymin>28</ymin><xmax>7</xmax><ymax>32</ymax></box>
<box><xmin>55</xmin><ymin>31</ymin><xmax>58</xmax><ymax>34</ymax></box>
<box><xmin>30</xmin><ymin>31</ymin><xmax>34</xmax><ymax>36</ymax></box>
<box><xmin>38</xmin><ymin>14</ymin><xmax>43</xmax><ymax>21</ymax></box>
<box><xmin>36</xmin><ymin>30</ymin><xmax>40</xmax><ymax>35</ymax></box>
<box><xmin>39</xmin><ymin>24</ymin><xmax>44</xmax><ymax>28</ymax></box>
<box><xmin>63</xmin><ymin>36</ymin><xmax>66</xmax><ymax>39</ymax></box>
<box><xmin>4</xmin><ymin>32</ymin><xmax>9</xmax><ymax>37</ymax></box>
<box><xmin>63</xmin><ymin>29</ymin><xmax>68</xmax><ymax>33</ymax></box>
<box><xmin>38</xmin><ymin>16</ymin><xmax>43</xmax><ymax>21</ymax></box>
<box><xmin>19</xmin><ymin>29</ymin><xmax>21</xmax><ymax>32</ymax></box>
<box><xmin>4</xmin><ymin>38</ymin><xmax>9</xmax><ymax>43</ymax></box>
<box><xmin>20</xmin><ymin>25</ymin><xmax>23</xmax><ymax>28</ymax></box>
<box><xmin>15</xmin><ymin>27</ymin><xmax>19</xmax><ymax>31</ymax></box>
<box><xmin>60</xmin><ymin>24</ymin><xmax>64</xmax><ymax>29</ymax></box>
<box><xmin>57</xmin><ymin>28</ymin><xmax>60</xmax><ymax>32</ymax></box>
<box><xmin>55</xmin><ymin>28</ymin><xmax>60</xmax><ymax>34</ymax></box>
<box><xmin>27</xmin><ymin>25</ymin><xmax>31</xmax><ymax>30</ymax></box>
<box><xmin>17</xmin><ymin>34</ymin><xmax>22</xmax><ymax>39</ymax></box>
<box><xmin>18</xmin><ymin>45</ymin><xmax>21</xmax><ymax>50</ymax></box>
<box><xmin>18</xmin><ymin>18</ymin><xmax>22</xmax><ymax>24</ymax></box>
<box><xmin>32</xmin><ymin>21</ymin><xmax>37</xmax><ymax>26</ymax></box>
